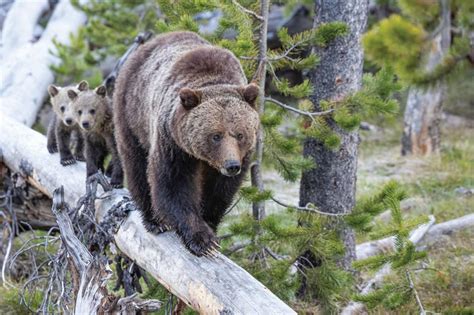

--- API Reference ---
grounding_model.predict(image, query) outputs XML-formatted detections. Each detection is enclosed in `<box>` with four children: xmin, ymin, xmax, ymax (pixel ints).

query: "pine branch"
<box><xmin>271</xmin><ymin>197</ymin><xmax>347</xmax><ymax>217</ymax></box>
<box><xmin>268</xmin><ymin>39</ymin><xmax>306</xmax><ymax>62</ymax></box>
<box><xmin>231</xmin><ymin>0</ymin><xmax>263</xmax><ymax>21</ymax></box>
<box><xmin>265</xmin><ymin>97</ymin><xmax>334</xmax><ymax>121</ymax></box>
<box><xmin>342</xmin><ymin>215</ymin><xmax>435</xmax><ymax>315</ymax></box>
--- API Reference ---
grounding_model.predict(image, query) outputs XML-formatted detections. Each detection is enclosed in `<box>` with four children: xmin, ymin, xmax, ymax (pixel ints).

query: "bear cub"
<box><xmin>47</xmin><ymin>82</ymin><xmax>88</xmax><ymax>165</ymax></box>
<box><xmin>68</xmin><ymin>81</ymin><xmax>123</xmax><ymax>188</ymax></box>
<box><xmin>113</xmin><ymin>31</ymin><xmax>260</xmax><ymax>256</ymax></box>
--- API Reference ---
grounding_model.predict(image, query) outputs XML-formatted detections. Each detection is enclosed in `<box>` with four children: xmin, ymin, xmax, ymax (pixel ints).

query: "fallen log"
<box><xmin>342</xmin><ymin>215</ymin><xmax>436</xmax><ymax>315</ymax></box>
<box><xmin>0</xmin><ymin>0</ymin><xmax>87</xmax><ymax>126</ymax></box>
<box><xmin>356</xmin><ymin>213</ymin><xmax>474</xmax><ymax>260</ymax></box>
<box><xmin>0</xmin><ymin>113</ymin><xmax>296</xmax><ymax>314</ymax></box>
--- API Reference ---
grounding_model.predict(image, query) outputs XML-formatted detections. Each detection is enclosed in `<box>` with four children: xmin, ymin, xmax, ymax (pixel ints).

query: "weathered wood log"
<box><xmin>342</xmin><ymin>215</ymin><xmax>436</xmax><ymax>315</ymax></box>
<box><xmin>356</xmin><ymin>213</ymin><xmax>474</xmax><ymax>260</ymax></box>
<box><xmin>0</xmin><ymin>0</ymin><xmax>87</xmax><ymax>126</ymax></box>
<box><xmin>0</xmin><ymin>112</ymin><xmax>296</xmax><ymax>314</ymax></box>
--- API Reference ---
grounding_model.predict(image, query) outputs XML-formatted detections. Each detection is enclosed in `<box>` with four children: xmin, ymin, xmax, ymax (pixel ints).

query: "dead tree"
<box><xmin>401</xmin><ymin>0</ymin><xmax>451</xmax><ymax>155</ymax></box>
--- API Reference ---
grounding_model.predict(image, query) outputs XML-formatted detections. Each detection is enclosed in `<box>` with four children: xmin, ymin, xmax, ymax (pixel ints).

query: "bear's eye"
<box><xmin>212</xmin><ymin>134</ymin><xmax>222</xmax><ymax>143</ymax></box>
<box><xmin>237</xmin><ymin>133</ymin><xmax>244</xmax><ymax>141</ymax></box>
<box><xmin>78</xmin><ymin>110</ymin><xmax>82</xmax><ymax>115</ymax></box>
<box><xmin>60</xmin><ymin>106</ymin><xmax>65</xmax><ymax>113</ymax></box>
<box><xmin>89</xmin><ymin>109</ymin><xmax>95</xmax><ymax>115</ymax></box>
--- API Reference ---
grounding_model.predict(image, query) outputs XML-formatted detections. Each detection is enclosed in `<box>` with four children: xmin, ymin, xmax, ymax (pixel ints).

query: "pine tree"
<box><xmin>363</xmin><ymin>0</ymin><xmax>474</xmax><ymax>155</ymax></box>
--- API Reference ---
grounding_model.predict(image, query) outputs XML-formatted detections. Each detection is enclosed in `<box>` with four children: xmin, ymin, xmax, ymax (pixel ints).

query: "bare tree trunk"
<box><xmin>298</xmin><ymin>0</ymin><xmax>368</xmax><ymax>281</ymax></box>
<box><xmin>251</xmin><ymin>0</ymin><xmax>270</xmax><ymax>221</ymax></box>
<box><xmin>401</xmin><ymin>0</ymin><xmax>451</xmax><ymax>156</ymax></box>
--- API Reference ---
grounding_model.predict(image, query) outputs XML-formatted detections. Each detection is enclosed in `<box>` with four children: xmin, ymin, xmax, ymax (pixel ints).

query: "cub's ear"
<box><xmin>48</xmin><ymin>85</ymin><xmax>60</xmax><ymax>97</ymax></box>
<box><xmin>67</xmin><ymin>89</ymin><xmax>78</xmax><ymax>100</ymax></box>
<box><xmin>179</xmin><ymin>88</ymin><xmax>202</xmax><ymax>109</ymax></box>
<box><xmin>77</xmin><ymin>80</ymin><xmax>89</xmax><ymax>91</ymax></box>
<box><xmin>238</xmin><ymin>83</ymin><xmax>259</xmax><ymax>107</ymax></box>
<box><xmin>95</xmin><ymin>85</ymin><xmax>107</xmax><ymax>97</ymax></box>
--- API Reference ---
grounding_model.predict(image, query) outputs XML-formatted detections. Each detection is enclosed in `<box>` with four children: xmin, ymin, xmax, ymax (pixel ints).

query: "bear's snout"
<box><xmin>221</xmin><ymin>160</ymin><xmax>241</xmax><ymax>177</ymax></box>
<box><xmin>64</xmin><ymin>118</ymin><xmax>73</xmax><ymax>126</ymax></box>
<box><xmin>82</xmin><ymin>121</ymin><xmax>90</xmax><ymax>129</ymax></box>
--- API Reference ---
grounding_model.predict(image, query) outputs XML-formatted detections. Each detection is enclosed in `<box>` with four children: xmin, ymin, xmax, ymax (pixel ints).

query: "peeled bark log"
<box><xmin>401</xmin><ymin>0</ymin><xmax>451</xmax><ymax>156</ymax></box>
<box><xmin>299</xmin><ymin>0</ymin><xmax>368</xmax><ymax>275</ymax></box>
<box><xmin>0</xmin><ymin>112</ymin><xmax>296</xmax><ymax>315</ymax></box>
<box><xmin>1</xmin><ymin>0</ymin><xmax>49</xmax><ymax>52</ymax></box>
<box><xmin>0</xmin><ymin>0</ymin><xmax>87</xmax><ymax>126</ymax></box>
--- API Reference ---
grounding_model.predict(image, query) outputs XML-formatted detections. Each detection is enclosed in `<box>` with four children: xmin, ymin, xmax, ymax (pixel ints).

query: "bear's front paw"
<box><xmin>181</xmin><ymin>225</ymin><xmax>219</xmax><ymax>257</ymax></box>
<box><xmin>60</xmin><ymin>156</ymin><xmax>76</xmax><ymax>166</ymax></box>
<box><xmin>47</xmin><ymin>144</ymin><xmax>58</xmax><ymax>154</ymax></box>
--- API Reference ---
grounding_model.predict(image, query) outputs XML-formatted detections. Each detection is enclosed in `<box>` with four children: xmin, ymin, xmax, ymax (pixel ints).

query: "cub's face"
<box><xmin>175</xmin><ymin>84</ymin><xmax>260</xmax><ymax>176</ymax></box>
<box><xmin>68</xmin><ymin>85</ymin><xmax>108</xmax><ymax>131</ymax></box>
<box><xmin>48</xmin><ymin>85</ymin><xmax>77</xmax><ymax>127</ymax></box>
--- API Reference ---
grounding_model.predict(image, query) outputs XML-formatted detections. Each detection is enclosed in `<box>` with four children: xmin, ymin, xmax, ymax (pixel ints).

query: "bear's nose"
<box><xmin>82</xmin><ymin>121</ymin><xmax>90</xmax><ymax>129</ymax></box>
<box><xmin>224</xmin><ymin>160</ymin><xmax>241</xmax><ymax>176</ymax></box>
<box><xmin>65</xmin><ymin>118</ymin><xmax>73</xmax><ymax>125</ymax></box>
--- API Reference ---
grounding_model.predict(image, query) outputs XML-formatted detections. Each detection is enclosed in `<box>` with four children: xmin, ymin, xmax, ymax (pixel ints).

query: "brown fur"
<box><xmin>68</xmin><ymin>83</ymin><xmax>123</xmax><ymax>187</ymax></box>
<box><xmin>47</xmin><ymin>84</ymin><xmax>85</xmax><ymax>165</ymax></box>
<box><xmin>113</xmin><ymin>31</ymin><xmax>260</xmax><ymax>256</ymax></box>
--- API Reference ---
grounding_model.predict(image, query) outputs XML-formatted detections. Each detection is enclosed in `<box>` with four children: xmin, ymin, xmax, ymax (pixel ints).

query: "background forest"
<box><xmin>0</xmin><ymin>0</ymin><xmax>473</xmax><ymax>314</ymax></box>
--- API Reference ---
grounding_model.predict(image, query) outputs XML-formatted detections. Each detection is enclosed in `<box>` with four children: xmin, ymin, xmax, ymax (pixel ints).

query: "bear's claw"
<box><xmin>60</xmin><ymin>157</ymin><xmax>76</xmax><ymax>166</ymax></box>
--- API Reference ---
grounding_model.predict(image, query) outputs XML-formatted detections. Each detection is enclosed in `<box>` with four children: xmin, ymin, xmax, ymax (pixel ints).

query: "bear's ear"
<box><xmin>67</xmin><ymin>89</ymin><xmax>78</xmax><ymax>101</ymax></box>
<box><xmin>179</xmin><ymin>88</ymin><xmax>202</xmax><ymax>109</ymax></box>
<box><xmin>48</xmin><ymin>85</ymin><xmax>60</xmax><ymax>97</ymax></box>
<box><xmin>77</xmin><ymin>80</ymin><xmax>89</xmax><ymax>91</ymax></box>
<box><xmin>95</xmin><ymin>85</ymin><xmax>107</xmax><ymax>97</ymax></box>
<box><xmin>238</xmin><ymin>83</ymin><xmax>259</xmax><ymax>107</ymax></box>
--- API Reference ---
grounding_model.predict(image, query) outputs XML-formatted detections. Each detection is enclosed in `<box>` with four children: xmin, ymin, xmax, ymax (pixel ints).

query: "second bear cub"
<box><xmin>68</xmin><ymin>81</ymin><xmax>123</xmax><ymax>188</ymax></box>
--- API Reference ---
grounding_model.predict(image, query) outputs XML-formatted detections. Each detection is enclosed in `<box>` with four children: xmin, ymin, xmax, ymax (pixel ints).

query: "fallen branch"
<box><xmin>51</xmin><ymin>187</ymin><xmax>161</xmax><ymax>314</ymax></box>
<box><xmin>342</xmin><ymin>215</ymin><xmax>436</xmax><ymax>315</ymax></box>
<box><xmin>0</xmin><ymin>112</ymin><xmax>296</xmax><ymax>314</ymax></box>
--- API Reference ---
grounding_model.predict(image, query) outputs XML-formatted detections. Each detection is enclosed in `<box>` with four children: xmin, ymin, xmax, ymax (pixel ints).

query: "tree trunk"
<box><xmin>401</xmin><ymin>0</ymin><xmax>451</xmax><ymax>156</ymax></box>
<box><xmin>299</xmin><ymin>0</ymin><xmax>368</xmax><ymax>274</ymax></box>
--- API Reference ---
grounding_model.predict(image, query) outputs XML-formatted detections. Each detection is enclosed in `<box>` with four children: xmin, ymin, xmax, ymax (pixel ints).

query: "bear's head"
<box><xmin>172</xmin><ymin>84</ymin><xmax>260</xmax><ymax>177</ymax></box>
<box><xmin>48</xmin><ymin>81</ymin><xmax>86</xmax><ymax>126</ymax></box>
<box><xmin>67</xmin><ymin>81</ymin><xmax>108</xmax><ymax>131</ymax></box>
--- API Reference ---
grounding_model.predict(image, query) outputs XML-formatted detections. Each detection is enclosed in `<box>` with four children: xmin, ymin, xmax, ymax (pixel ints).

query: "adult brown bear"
<box><xmin>113</xmin><ymin>31</ymin><xmax>260</xmax><ymax>256</ymax></box>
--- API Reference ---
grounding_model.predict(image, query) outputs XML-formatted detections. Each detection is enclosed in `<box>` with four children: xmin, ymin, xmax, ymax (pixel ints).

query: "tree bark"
<box><xmin>299</xmin><ymin>0</ymin><xmax>368</xmax><ymax>274</ymax></box>
<box><xmin>401</xmin><ymin>0</ymin><xmax>451</xmax><ymax>156</ymax></box>
<box><xmin>0</xmin><ymin>112</ymin><xmax>296</xmax><ymax>315</ymax></box>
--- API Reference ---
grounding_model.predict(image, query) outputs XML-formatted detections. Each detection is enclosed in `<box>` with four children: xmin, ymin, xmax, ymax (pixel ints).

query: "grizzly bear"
<box><xmin>113</xmin><ymin>31</ymin><xmax>260</xmax><ymax>256</ymax></box>
<box><xmin>47</xmin><ymin>82</ymin><xmax>87</xmax><ymax>165</ymax></box>
<box><xmin>67</xmin><ymin>82</ymin><xmax>124</xmax><ymax>188</ymax></box>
